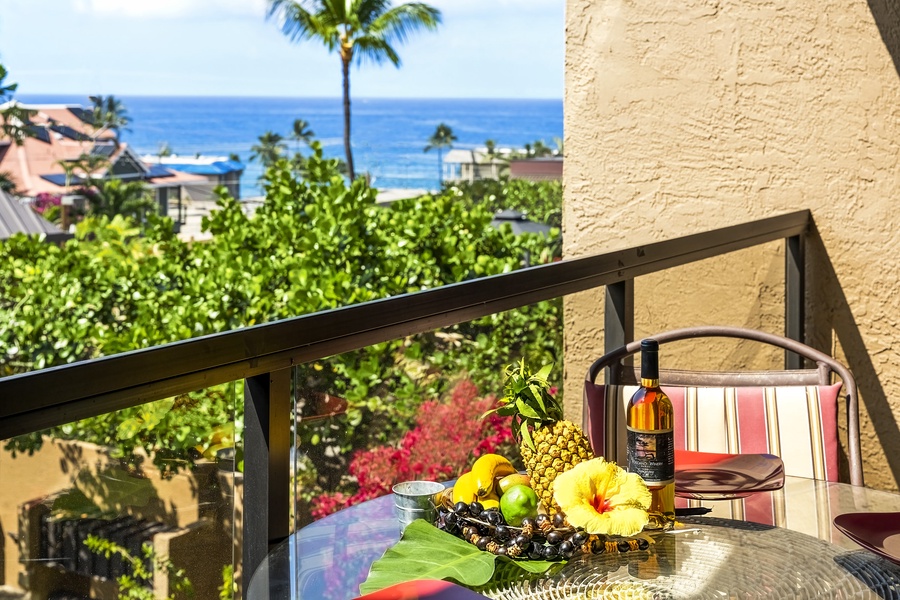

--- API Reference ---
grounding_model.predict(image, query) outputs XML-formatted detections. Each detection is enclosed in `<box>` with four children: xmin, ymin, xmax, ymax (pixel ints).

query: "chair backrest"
<box><xmin>583</xmin><ymin>326</ymin><xmax>863</xmax><ymax>487</ymax></box>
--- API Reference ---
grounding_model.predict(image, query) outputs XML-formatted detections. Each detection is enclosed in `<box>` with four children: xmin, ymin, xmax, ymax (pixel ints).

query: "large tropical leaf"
<box><xmin>359</xmin><ymin>519</ymin><xmax>557</xmax><ymax>595</ymax></box>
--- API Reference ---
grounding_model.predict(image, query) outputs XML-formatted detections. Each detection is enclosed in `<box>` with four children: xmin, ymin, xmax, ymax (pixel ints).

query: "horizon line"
<box><xmin>16</xmin><ymin>92</ymin><xmax>563</xmax><ymax>102</ymax></box>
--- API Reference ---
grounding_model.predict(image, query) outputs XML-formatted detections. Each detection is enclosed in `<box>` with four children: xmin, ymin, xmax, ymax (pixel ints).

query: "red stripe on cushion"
<box><xmin>735</xmin><ymin>387</ymin><xmax>769</xmax><ymax>455</ymax></box>
<box><xmin>817</xmin><ymin>382</ymin><xmax>842</xmax><ymax>482</ymax></box>
<box><xmin>665</xmin><ymin>386</ymin><xmax>687</xmax><ymax>452</ymax></box>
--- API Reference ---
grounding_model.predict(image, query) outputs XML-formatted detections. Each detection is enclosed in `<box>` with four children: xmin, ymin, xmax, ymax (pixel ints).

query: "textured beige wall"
<box><xmin>564</xmin><ymin>0</ymin><xmax>900</xmax><ymax>489</ymax></box>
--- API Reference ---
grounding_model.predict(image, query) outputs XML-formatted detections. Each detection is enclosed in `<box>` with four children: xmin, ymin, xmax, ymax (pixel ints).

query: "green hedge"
<box><xmin>0</xmin><ymin>150</ymin><xmax>563</xmax><ymax>485</ymax></box>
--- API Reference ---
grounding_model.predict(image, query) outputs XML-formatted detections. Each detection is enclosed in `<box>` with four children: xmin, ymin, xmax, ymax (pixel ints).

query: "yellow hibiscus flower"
<box><xmin>553</xmin><ymin>457</ymin><xmax>652</xmax><ymax>536</ymax></box>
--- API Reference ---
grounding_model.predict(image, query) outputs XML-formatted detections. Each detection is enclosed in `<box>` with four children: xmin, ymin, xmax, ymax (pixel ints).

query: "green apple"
<box><xmin>499</xmin><ymin>484</ymin><xmax>539</xmax><ymax>526</ymax></box>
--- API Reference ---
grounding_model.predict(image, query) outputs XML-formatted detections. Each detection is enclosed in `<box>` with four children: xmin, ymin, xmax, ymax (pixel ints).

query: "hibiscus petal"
<box><xmin>608</xmin><ymin>472</ymin><xmax>652</xmax><ymax>510</ymax></box>
<box><xmin>605</xmin><ymin>506</ymin><xmax>651</xmax><ymax>536</ymax></box>
<box><xmin>553</xmin><ymin>460</ymin><xmax>598</xmax><ymax>506</ymax></box>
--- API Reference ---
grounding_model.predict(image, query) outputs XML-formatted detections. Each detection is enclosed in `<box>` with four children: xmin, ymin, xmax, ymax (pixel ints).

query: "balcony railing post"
<box><xmin>785</xmin><ymin>234</ymin><xmax>806</xmax><ymax>369</ymax></box>
<box><xmin>605</xmin><ymin>280</ymin><xmax>634</xmax><ymax>356</ymax></box>
<box><xmin>243</xmin><ymin>368</ymin><xmax>292</xmax><ymax>597</ymax></box>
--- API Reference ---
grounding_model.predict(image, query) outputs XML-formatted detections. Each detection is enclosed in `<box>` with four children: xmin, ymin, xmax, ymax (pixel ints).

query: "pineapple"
<box><xmin>487</xmin><ymin>359</ymin><xmax>594</xmax><ymax>514</ymax></box>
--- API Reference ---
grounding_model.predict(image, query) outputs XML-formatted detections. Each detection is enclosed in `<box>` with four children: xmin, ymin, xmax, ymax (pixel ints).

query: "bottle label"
<box><xmin>626</xmin><ymin>426</ymin><xmax>675</xmax><ymax>485</ymax></box>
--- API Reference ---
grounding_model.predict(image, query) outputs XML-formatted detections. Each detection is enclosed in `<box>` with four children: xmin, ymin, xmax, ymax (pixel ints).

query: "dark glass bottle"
<box><xmin>626</xmin><ymin>339</ymin><xmax>675</xmax><ymax>529</ymax></box>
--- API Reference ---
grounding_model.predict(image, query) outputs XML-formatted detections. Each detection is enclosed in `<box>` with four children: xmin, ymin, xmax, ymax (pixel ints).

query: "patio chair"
<box><xmin>583</xmin><ymin>326</ymin><xmax>863</xmax><ymax>487</ymax></box>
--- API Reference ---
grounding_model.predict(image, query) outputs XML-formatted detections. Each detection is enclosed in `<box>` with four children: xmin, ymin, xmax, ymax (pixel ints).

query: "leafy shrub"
<box><xmin>0</xmin><ymin>147</ymin><xmax>561</xmax><ymax>485</ymax></box>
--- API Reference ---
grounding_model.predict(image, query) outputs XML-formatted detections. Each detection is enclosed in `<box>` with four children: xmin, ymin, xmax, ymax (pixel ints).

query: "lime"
<box><xmin>500</xmin><ymin>484</ymin><xmax>539</xmax><ymax>526</ymax></box>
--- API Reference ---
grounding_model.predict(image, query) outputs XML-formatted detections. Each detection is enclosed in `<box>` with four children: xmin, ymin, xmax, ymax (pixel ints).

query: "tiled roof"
<box><xmin>0</xmin><ymin>102</ymin><xmax>119</xmax><ymax>196</ymax></box>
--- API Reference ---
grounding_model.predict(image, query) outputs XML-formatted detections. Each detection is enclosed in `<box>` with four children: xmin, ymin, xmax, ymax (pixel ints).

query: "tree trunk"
<box><xmin>342</xmin><ymin>57</ymin><xmax>355</xmax><ymax>181</ymax></box>
<box><xmin>437</xmin><ymin>147</ymin><xmax>443</xmax><ymax>186</ymax></box>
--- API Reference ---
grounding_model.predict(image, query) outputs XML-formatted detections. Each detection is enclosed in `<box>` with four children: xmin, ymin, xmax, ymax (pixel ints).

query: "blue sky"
<box><xmin>0</xmin><ymin>0</ymin><xmax>564</xmax><ymax>99</ymax></box>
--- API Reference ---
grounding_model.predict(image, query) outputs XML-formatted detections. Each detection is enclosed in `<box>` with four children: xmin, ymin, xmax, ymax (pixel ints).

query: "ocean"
<box><xmin>17</xmin><ymin>95</ymin><xmax>563</xmax><ymax>198</ymax></box>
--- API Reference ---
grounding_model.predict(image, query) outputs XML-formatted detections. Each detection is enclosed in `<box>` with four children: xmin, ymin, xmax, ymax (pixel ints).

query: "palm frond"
<box><xmin>353</xmin><ymin>36</ymin><xmax>400</xmax><ymax>66</ymax></box>
<box><xmin>267</xmin><ymin>0</ymin><xmax>339</xmax><ymax>48</ymax></box>
<box><xmin>354</xmin><ymin>0</ymin><xmax>394</xmax><ymax>26</ymax></box>
<box><xmin>368</xmin><ymin>3</ymin><xmax>441</xmax><ymax>46</ymax></box>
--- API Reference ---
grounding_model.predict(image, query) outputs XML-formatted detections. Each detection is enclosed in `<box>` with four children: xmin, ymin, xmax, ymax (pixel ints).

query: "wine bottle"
<box><xmin>626</xmin><ymin>338</ymin><xmax>675</xmax><ymax>529</ymax></box>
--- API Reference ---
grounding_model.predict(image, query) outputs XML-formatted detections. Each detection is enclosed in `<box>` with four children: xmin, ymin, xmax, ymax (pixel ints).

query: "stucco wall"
<box><xmin>563</xmin><ymin>0</ymin><xmax>900</xmax><ymax>489</ymax></box>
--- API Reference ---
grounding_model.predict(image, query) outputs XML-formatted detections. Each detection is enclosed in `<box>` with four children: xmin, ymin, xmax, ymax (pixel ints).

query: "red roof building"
<box><xmin>0</xmin><ymin>102</ymin><xmax>206</xmax><ymax>222</ymax></box>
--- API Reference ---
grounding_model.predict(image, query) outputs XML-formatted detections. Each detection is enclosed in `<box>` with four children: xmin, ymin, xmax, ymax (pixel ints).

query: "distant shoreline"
<box><xmin>14</xmin><ymin>95</ymin><xmax>562</xmax><ymax>196</ymax></box>
<box><xmin>18</xmin><ymin>94</ymin><xmax>563</xmax><ymax>103</ymax></box>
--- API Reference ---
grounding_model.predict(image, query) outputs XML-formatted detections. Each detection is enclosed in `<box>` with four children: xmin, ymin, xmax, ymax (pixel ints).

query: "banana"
<box><xmin>472</xmin><ymin>453</ymin><xmax>518</xmax><ymax>498</ymax></box>
<box><xmin>452</xmin><ymin>470</ymin><xmax>480</xmax><ymax>504</ymax></box>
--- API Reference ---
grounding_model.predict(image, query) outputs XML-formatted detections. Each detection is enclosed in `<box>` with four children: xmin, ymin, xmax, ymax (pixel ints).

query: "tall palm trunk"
<box><xmin>341</xmin><ymin>56</ymin><xmax>355</xmax><ymax>180</ymax></box>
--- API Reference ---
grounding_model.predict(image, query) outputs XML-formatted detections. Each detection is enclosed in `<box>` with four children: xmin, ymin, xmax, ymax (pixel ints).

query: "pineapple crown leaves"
<box><xmin>483</xmin><ymin>358</ymin><xmax>563</xmax><ymax>451</ymax></box>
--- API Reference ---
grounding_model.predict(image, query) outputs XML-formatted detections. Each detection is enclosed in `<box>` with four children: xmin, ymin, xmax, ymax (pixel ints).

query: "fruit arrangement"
<box><xmin>435</xmin><ymin>361</ymin><xmax>653</xmax><ymax>560</ymax></box>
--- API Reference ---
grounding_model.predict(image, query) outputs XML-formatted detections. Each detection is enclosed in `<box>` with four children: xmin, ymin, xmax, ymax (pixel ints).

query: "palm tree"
<box><xmin>88</xmin><ymin>95</ymin><xmax>132</xmax><ymax>141</ymax></box>
<box><xmin>552</xmin><ymin>136</ymin><xmax>564</xmax><ymax>157</ymax></box>
<box><xmin>66</xmin><ymin>153</ymin><xmax>111</xmax><ymax>189</ymax></box>
<box><xmin>0</xmin><ymin>171</ymin><xmax>19</xmax><ymax>194</ymax></box>
<box><xmin>250</xmin><ymin>131</ymin><xmax>288</xmax><ymax>181</ymax></box>
<box><xmin>423</xmin><ymin>123</ymin><xmax>456</xmax><ymax>183</ymax></box>
<box><xmin>290</xmin><ymin>118</ymin><xmax>316</xmax><ymax>151</ymax></box>
<box><xmin>532</xmin><ymin>139</ymin><xmax>552</xmax><ymax>158</ymax></box>
<box><xmin>266</xmin><ymin>0</ymin><xmax>441</xmax><ymax>181</ymax></box>
<box><xmin>157</xmin><ymin>142</ymin><xmax>173</xmax><ymax>164</ymax></box>
<box><xmin>484</xmin><ymin>139</ymin><xmax>497</xmax><ymax>158</ymax></box>
<box><xmin>87</xmin><ymin>178</ymin><xmax>156</xmax><ymax>221</ymax></box>
<box><xmin>0</xmin><ymin>64</ymin><xmax>37</xmax><ymax>145</ymax></box>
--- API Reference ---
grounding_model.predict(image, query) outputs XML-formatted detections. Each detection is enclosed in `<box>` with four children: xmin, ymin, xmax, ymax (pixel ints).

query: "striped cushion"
<box><xmin>584</xmin><ymin>382</ymin><xmax>842</xmax><ymax>482</ymax></box>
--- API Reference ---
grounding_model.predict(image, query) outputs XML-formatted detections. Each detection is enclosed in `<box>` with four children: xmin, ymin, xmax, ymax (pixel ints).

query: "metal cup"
<box><xmin>392</xmin><ymin>480</ymin><xmax>444</xmax><ymax>531</ymax></box>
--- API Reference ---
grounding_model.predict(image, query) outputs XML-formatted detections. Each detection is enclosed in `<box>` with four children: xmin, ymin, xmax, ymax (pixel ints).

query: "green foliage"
<box><xmin>0</xmin><ymin>148</ymin><xmax>561</xmax><ymax>487</ymax></box>
<box><xmin>444</xmin><ymin>178</ymin><xmax>562</xmax><ymax>230</ymax></box>
<box><xmin>84</xmin><ymin>535</ymin><xmax>193</xmax><ymax>600</ymax></box>
<box><xmin>219</xmin><ymin>564</ymin><xmax>235</xmax><ymax>600</ymax></box>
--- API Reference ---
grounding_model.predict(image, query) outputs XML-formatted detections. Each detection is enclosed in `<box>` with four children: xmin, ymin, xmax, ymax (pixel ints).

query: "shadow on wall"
<box><xmin>867</xmin><ymin>0</ymin><xmax>900</xmax><ymax>78</ymax></box>
<box><xmin>806</xmin><ymin>224</ymin><xmax>900</xmax><ymax>488</ymax></box>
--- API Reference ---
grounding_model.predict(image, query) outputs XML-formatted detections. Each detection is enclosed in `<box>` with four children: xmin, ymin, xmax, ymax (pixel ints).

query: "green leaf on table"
<box><xmin>358</xmin><ymin>520</ymin><xmax>558</xmax><ymax>596</ymax></box>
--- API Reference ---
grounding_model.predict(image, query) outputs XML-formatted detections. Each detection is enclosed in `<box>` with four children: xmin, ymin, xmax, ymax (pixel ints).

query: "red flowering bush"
<box><xmin>310</xmin><ymin>380</ymin><xmax>515</xmax><ymax>520</ymax></box>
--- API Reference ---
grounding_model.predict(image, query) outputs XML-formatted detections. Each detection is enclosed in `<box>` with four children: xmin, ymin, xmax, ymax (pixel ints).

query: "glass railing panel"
<box><xmin>286</xmin><ymin>295</ymin><xmax>566</xmax><ymax>598</ymax></box>
<box><xmin>0</xmin><ymin>382</ymin><xmax>240</xmax><ymax>599</ymax></box>
<box><xmin>291</xmin><ymin>294</ymin><xmax>565</xmax><ymax>531</ymax></box>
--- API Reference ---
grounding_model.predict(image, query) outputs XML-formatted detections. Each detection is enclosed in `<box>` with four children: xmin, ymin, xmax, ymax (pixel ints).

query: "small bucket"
<box><xmin>392</xmin><ymin>480</ymin><xmax>445</xmax><ymax>530</ymax></box>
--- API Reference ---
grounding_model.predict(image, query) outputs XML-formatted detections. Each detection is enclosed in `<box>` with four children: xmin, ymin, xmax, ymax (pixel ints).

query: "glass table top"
<box><xmin>247</xmin><ymin>477</ymin><xmax>900</xmax><ymax>599</ymax></box>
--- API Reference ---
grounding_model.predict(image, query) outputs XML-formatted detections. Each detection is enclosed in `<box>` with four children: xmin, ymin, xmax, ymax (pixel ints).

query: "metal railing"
<box><xmin>0</xmin><ymin>209</ymin><xmax>810</xmax><ymax>592</ymax></box>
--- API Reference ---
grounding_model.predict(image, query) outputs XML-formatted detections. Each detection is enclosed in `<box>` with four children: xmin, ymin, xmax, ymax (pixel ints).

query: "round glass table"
<box><xmin>247</xmin><ymin>477</ymin><xmax>900</xmax><ymax>599</ymax></box>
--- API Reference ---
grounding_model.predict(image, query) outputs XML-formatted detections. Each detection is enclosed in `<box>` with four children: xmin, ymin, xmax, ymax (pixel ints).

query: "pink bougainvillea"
<box><xmin>310</xmin><ymin>380</ymin><xmax>515</xmax><ymax>519</ymax></box>
<box><xmin>31</xmin><ymin>192</ymin><xmax>61</xmax><ymax>214</ymax></box>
